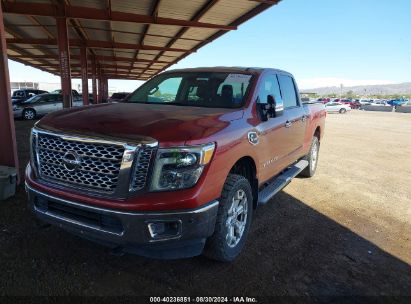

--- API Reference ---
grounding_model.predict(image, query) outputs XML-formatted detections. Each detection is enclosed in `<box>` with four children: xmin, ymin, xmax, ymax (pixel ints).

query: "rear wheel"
<box><xmin>339</xmin><ymin>108</ymin><xmax>347</xmax><ymax>114</ymax></box>
<box><xmin>300</xmin><ymin>136</ymin><xmax>320</xmax><ymax>178</ymax></box>
<box><xmin>204</xmin><ymin>174</ymin><xmax>253</xmax><ymax>262</ymax></box>
<box><xmin>22</xmin><ymin>108</ymin><xmax>36</xmax><ymax>120</ymax></box>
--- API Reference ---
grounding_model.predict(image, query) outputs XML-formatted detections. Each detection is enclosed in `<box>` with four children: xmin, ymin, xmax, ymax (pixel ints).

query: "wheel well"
<box><xmin>229</xmin><ymin>156</ymin><xmax>259</xmax><ymax>209</ymax></box>
<box><xmin>23</xmin><ymin>108</ymin><xmax>35</xmax><ymax>113</ymax></box>
<box><xmin>314</xmin><ymin>126</ymin><xmax>321</xmax><ymax>141</ymax></box>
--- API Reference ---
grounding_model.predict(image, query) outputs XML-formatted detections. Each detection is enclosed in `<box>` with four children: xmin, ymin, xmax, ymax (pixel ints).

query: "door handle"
<box><xmin>285</xmin><ymin>120</ymin><xmax>292</xmax><ymax>128</ymax></box>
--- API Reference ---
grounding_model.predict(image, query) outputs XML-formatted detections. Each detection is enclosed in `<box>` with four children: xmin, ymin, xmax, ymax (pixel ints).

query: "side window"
<box><xmin>186</xmin><ymin>81</ymin><xmax>207</xmax><ymax>102</ymax></box>
<box><xmin>258</xmin><ymin>74</ymin><xmax>281</xmax><ymax>104</ymax></box>
<box><xmin>278</xmin><ymin>75</ymin><xmax>298</xmax><ymax>108</ymax></box>
<box><xmin>147</xmin><ymin>77</ymin><xmax>182</xmax><ymax>102</ymax></box>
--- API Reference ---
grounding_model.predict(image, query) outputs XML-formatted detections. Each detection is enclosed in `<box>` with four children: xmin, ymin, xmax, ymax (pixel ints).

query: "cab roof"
<box><xmin>162</xmin><ymin>66</ymin><xmax>291</xmax><ymax>77</ymax></box>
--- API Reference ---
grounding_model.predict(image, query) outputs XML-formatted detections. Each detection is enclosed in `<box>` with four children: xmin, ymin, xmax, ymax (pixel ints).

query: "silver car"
<box><xmin>325</xmin><ymin>102</ymin><xmax>352</xmax><ymax>114</ymax></box>
<box><xmin>13</xmin><ymin>93</ymin><xmax>83</xmax><ymax>120</ymax></box>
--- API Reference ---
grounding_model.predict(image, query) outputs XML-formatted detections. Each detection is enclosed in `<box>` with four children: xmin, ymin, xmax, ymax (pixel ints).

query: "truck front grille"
<box><xmin>36</xmin><ymin>134</ymin><xmax>125</xmax><ymax>192</ymax></box>
<box><xmin>130</xmin><ymin>147</ymin><xmax>155</xmax><ymax>191</ymax></box>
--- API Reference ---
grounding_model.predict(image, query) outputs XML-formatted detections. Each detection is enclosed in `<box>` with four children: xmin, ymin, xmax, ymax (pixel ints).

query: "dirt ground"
<box><xmin>0</xmin><ymin>110</ymin><xmax>410</xmax><ymax>296</ymax></box>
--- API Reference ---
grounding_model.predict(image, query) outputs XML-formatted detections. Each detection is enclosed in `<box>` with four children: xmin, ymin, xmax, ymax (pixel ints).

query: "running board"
<box><xmin>258</xmin><ymin>160</ymin><xmax>309</xmax><ymax>205</ymax></box>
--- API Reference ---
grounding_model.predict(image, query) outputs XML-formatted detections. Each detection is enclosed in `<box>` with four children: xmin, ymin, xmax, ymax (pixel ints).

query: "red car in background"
<box><xmin>317</xmin><ymin>98</ymin><xmax>331</xmax><ymax>104</ymax></box>
<box><xmin>341</xmin><ymin>99</ymin><xmax>361</xmax><ymax>109</ymax></box>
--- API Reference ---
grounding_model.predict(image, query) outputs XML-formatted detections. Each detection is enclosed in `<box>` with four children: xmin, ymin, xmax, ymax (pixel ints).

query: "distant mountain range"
<box><xmin>302</xmin><ymin>82</ymin><xmax>411</xmax><ymax>95</ymax></box>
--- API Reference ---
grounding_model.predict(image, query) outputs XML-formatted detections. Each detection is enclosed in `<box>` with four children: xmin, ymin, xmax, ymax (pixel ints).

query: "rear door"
<box><xmin>277</xmin><ymin>74</ymin><xmax>307</xmax><ymax>160</ymax></box>
<box><xmin>52</xmin><ymin>94</ymin><xmax>64</xmax><ymax>111</ymax></box>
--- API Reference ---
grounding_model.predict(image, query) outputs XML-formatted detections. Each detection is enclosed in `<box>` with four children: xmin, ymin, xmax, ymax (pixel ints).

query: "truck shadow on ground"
<box><xmin>1</xmin><ymin>186</ymin><xmax>410</xmax><ymax>296</ymax></box>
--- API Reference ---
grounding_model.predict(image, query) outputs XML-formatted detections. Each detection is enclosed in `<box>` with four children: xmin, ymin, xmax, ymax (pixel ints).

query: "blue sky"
<box><xmin>7</xmin><ymin>0</ymin><xmax>411</xmax><ymax>91</ymax></box>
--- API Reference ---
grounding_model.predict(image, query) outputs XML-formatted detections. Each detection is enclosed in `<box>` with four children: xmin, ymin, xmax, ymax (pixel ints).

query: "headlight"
<box><xmin>150</xmin><ymin>143</ymin><xmax>215</xmax><ymax>191</ymax></box>
<box><xmin>13</xmin><ymin>105</ymin><xmax>20</xmax><ymax>111</ymax></box>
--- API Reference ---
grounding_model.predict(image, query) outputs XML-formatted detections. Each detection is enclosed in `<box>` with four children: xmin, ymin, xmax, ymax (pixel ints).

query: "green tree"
<box><xmin>346</xmin><ymin>90</ymin><xmax>354</xmax><ymax>98</ymax></box>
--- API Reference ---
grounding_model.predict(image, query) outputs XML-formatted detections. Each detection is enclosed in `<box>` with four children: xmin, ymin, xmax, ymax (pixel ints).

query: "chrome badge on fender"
<box><xmin>248</xmin><ymin>132</ymin><xmax>259</xmax><ymax>145</ymax></box>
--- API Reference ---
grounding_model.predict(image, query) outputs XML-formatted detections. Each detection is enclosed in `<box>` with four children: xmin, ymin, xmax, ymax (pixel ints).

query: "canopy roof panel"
<box><xmin>2</xmin><ymin>0</ymin><xmax>280</xmax><ymax>80</ymax></box>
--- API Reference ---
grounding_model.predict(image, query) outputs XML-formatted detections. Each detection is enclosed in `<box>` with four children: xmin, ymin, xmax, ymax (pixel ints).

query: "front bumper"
<box><xmin>26</xmin><ymin>183</ymin><xmax>219</xmax><ymax>259</ymax></box>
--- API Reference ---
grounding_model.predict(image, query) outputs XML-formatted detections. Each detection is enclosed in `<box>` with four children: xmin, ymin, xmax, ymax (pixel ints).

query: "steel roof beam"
<box><xmin>1</xmin><ymin>2</ymin><xmax>236</xmax><ymax>30</ymax></box>
<box><xmin>150</xmin><ymin>1</ymin><xmax>279</xmax><ymax>77</ymax></box>
<box><xmin>139</xmin><ymin>0</ymin><xmax>220</xmax><ymax>77</ymax></box>
<box><xmin>8</xmin><ymin>54</ymin><xmax>169</xmax><ymax>64</ymax></box>
<box><xmin>131</xmin><ymin>0</ymin><xmax>162</xmax><ymax>72</ymax></box>
<box><xmin>8</xmin><ymin>23</ymin><xmax>203</xmax><ymax>42</ymax></box>
<box><xmin>6</xmin><ymin>38</ymin><xmax>191</xmax><ymax>52</ymax></box>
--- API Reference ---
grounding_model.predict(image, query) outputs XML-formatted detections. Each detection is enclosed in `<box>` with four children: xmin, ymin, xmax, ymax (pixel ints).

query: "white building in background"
<box><xmin>10</xmin><ymin>81</ymin><xmax>118</xmax><ymax>96</ymax></box>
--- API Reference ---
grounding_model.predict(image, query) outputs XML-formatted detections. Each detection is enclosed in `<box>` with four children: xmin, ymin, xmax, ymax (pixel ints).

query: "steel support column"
<box><xmin>56</xmin><ymin>17</ymin><xmax>72</xmax><ymax>108</ymax></box>
<box><xmin>91</xmin><ymin>56</ymin><xmax>97</xmax><ymax>104</ymax></box>
<box><xmin>97</xmin><ymin>66</ymin><xmax>102</xmax><ymax>103</ymax></box>
<box><xmin>104</xmin><ymin>78</ymin><xmax>109</xmax><ymax>102</ymax></box>
<box><xmin>0</xmin><ymin>4</ymin><xmax>19</xmax><ymax>178</ymax></box>
<box><xmin>80</xmin><ymin>47</ymin><xmax>89</xmax><ymax>106</ymax></box>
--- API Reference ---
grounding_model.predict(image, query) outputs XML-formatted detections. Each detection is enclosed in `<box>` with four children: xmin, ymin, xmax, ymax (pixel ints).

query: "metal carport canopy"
<box><xmin>0</xmin><ymin>0</ymin><xmax>280</xmax><ymax>178</ymax></box>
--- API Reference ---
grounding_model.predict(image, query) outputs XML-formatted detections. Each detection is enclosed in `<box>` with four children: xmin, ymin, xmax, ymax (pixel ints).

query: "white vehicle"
<box><xmin>370</xmin><ymin>100</ymin><xmax>390</xmax><ymax>106</ymax></box>
<box><xmin>325</xmin><ymin>102</ymin><xmax>351</xmax><ymax>114</ymax></box>
<box><xmin>359</xmin><ymin>99</ymin><xmax>372</xmax><ymax>105</ymax></box>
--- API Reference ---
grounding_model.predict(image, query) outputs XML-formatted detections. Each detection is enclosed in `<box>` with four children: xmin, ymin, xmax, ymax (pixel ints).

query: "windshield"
<box><xmin>127</xmin><ymin>72</ymin><xmax>253</xmax><ymax>108</ymax></box>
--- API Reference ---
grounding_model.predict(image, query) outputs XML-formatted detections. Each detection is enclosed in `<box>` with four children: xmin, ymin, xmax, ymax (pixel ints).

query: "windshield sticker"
<box><xmin>224</xmin><ymin>74</ymin><xmax>252</xmax><ymax>83</ymax></box>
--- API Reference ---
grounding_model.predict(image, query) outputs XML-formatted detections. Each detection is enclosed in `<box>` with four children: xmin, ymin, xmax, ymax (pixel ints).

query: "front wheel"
<box><xmin>204</xmin><ymin>174</ymin><xmax>253</xmax><ymax>262</ymax></box>
<box><xmin>339</xmin><ymin>108</ymin><xmax>347</xmax><ymax>114</ymax></box>
<box><xmin>299</xmin><ymin>136</ymin><xmax>320</xmax><ymax>178</ymax></box>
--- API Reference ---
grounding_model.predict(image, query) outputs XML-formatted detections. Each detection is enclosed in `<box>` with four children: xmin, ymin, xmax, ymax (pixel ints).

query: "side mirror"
<box><xmin>268</xmin><ymin>95</ymin><xmax>284</xmax><ymax>118</ymax></box>
<box><xmin>257</xmin><ymin>95</ymin><xmax>284</xmax><ymax>121</ymax></box>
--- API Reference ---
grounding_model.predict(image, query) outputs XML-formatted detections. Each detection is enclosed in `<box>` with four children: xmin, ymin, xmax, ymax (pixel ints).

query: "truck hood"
<box><xmin>37</xmin><ymin>103</ymin><xmax>243</xmax><ymax>146</ymax></box>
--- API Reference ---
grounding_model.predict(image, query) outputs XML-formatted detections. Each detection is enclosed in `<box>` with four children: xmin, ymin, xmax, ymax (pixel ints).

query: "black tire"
<box><xmin>339</xmin><ymin>108</ymin><xmax>347</xmax><ymax>114</ymax></box>
<box><xmin>203</xmin><ymin>174</ymin><xmax>253</xmax><ymax>262</ymax></box>
<box><xmin>22</xmin><ymin>108</ymin><xmax>36</xmax><ymax>120</ymax></box>
<box><xmin>299</xmin><ymin>136</ymin><xmax>320</xmax><ymax>178</ymax></box>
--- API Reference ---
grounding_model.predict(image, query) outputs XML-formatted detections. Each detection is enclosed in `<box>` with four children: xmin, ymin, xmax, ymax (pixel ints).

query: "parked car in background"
<box><xmin>341</xmin><ymin>99</ymin><xmax>361</xmax><ymax>109</ymax></box>
<box><xmin>11</xmin><ymin>89</ymin><xmax>48</xmax><ymax>104</ymax></box>
<box><xmin>387</xmin><ymin>98</ymin><xmax>407</xmax><ymax>107</ymax></box>
<box><xmin>88</xmin><ymin>93</ymin><xmax>94</xmax><ymax>104</ymax></box>
<box><xmin>359</xmin><ymin>99</ymin><xmax>372</xmax><ymax>106</ymax></box>
<box><xmin>399</xmin><ymin>100</ymin><xmax>411</xmax><ymax>107</ymax></box>
<box><xmin>317</xmin><ymin>98</ymin><xmax>330</xmax><ymax>104</ymax></box>
<box><xmin>50</xmin><ymin>89</ymin><xmax>81</xmax><ymax>97</ymax></box>
<box><xmin>325</xmin><ymin>102</ymin><xmax>351</xmax><ymax>114</ymax></box>
<box><xmin>370</xmin><ymin>100</ymin><xmax>390</xmax><ymax>106</ymax></box>
<box><xmin>14</xmin><ymin>93</ymin><xmax>83</xmax><ymax>120</ymax></box>
<box><xmin>107</xmin><ymin>92</ymin><xmax>130</xmax><ymax>103</ymax></box>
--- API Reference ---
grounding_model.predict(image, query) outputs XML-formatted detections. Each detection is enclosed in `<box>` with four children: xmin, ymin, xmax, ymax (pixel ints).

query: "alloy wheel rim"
<box><xmin>311</xmin><ymin>141</ymin><xmax>318</xmax><ymax>170</ymax></box>
<box><xmin>226</xmin><ymin>189</ymin><xmax>248</xmax><ymax>248</ymax></box>
<box><xmin>25</xmin><ymin>111</ymin><xmax>34</xmax><ymax>119</ymax></box>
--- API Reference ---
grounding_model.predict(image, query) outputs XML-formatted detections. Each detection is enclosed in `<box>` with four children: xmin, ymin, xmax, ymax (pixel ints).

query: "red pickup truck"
<box><xmin>25</xmin><ymin>67</ymin><xmax>326</xmax><ymax>262</ymax></box>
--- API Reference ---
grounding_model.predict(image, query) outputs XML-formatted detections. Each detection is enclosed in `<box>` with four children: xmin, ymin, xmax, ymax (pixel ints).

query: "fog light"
<box><xmin>147</xmin><ymin>221</ymin><xmax>182</xmax><ymax>240</ymax></box>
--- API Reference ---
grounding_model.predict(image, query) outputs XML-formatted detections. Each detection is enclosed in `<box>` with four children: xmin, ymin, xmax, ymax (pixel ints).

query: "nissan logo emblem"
<box><xmin>62</xmin><ymin>151</ymin><xmax>81</xmax><ymax>171</ymax></box>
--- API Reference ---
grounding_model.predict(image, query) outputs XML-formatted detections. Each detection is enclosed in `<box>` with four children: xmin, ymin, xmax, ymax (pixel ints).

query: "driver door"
<box><xmin>255</xmin><ymin>73</ymin><xmax>290</xmax><ymax>183</ymax></box>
